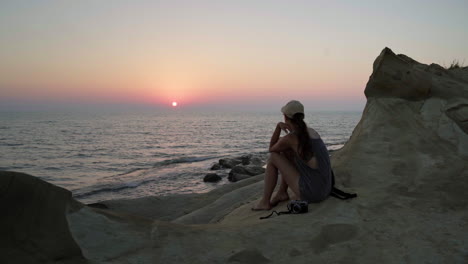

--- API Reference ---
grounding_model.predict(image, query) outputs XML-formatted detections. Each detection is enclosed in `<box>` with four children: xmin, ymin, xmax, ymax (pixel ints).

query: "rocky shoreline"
<box><xmin>1</xmin><ymin>48</ymin><xmax>467</xmax><ymax>264</ymax></box>
<box><xmin>204</xmin><ymin>154</ymin><xmax>267</xmax><ymax>183</ymax></box>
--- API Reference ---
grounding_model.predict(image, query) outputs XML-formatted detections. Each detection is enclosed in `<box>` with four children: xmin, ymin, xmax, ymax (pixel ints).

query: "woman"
<box><xmin>252</xmin><ymin>100</ymin><xmax>332</xmax><ymax>211</ymax></box>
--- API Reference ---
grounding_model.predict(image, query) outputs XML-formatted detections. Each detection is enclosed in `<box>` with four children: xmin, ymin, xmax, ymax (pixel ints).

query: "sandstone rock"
<box><xmin>365</xmin><ymin>47</ymin><xmax>432</xmax><ymax>100</ymax></box>
<box><xmin>0</xmin><ymin>171</ymin><xmax>85</xmax><ymax>264</ymax></box>
<box><xmin>445</xmin><ymin>99</ymin><xmax>468</xmax><ymax>134</ymax></box>
<box><xmin>365</xmin><ymin>47</ymin><xmax>468</xmax><ymax>101</ymax></box>
<box><xmin>173</xmin><ymin>176</ymin><xmax>264</xmax><ymax>224</ymax></box>
<box><xmin>227</xmin><ymin>248</ymin><xmax>270</xmax><ymax>263</ymax></box>
<box><xmin>98</xmin><ymin>175</ymin><xmax>264</xmax><ymax>221</ymax></box>
<box><xmin>87</xmin><ymin>202</ymin><xmax>109</xmax><ymax>209</ymax></box>
<box><xmin>67</xmin><ymin>206</ymin><xmax>154</xmax><ymax>262</ymax></box>
<box><xmin>203</xmin><ymin>173</ymin><xmax>222</xmax><ymax>182</ymax></box>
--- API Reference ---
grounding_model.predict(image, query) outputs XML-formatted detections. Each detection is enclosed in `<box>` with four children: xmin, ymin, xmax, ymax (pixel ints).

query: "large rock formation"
<box><xmin>0</xmin><ymin>172</ymin><xmax>85</xmax><ymax>264</ymax></box>
<box><xmin>2</xmin><ymin>48</ymin><xmax>467</xmax><ymax>263</ymax></box>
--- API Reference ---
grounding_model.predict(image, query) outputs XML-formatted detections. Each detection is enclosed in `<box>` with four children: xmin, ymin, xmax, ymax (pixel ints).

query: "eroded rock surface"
<box><xmin>0</xmin><ymin>171</ymin><xmax>85</xmax><ymax>264</ymax></box>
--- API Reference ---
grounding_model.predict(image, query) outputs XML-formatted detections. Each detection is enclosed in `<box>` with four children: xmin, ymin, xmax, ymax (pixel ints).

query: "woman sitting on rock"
<box><xmin>252</xmin><ymin>100</ymin><xmax>332</xmax><ymax>210</ymax></box>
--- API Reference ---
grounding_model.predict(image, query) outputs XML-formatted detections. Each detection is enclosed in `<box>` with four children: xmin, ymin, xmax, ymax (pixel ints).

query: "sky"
<box><xmin>1</xmin><ymin>0</ymin><xmax>467</xmax><ymax>111</ymax></box>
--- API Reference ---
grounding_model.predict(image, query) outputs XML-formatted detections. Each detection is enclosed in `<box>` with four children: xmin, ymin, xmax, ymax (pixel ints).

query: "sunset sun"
<box><xmin>172</xmin><ymin>101</ymin><xmax>178</xmax><ymax>107</ymax></box>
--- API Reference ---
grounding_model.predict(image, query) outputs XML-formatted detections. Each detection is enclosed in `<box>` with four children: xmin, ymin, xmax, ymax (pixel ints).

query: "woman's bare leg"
<box><xmin>251</xmin><ymin>158</ymin><xmax>278</xmax><ymax>210</ymax></box>
<box><xmin>278</xmin><ymin>174</ymin><xmax>289</xmax><ymax>193</ymax></box>
<box><xmin>271</xmin><ymin>177</ymin><xmax>290</xmax><ymax>206</ymax></box>
<box><xmin>270</xmin><ymin>152</ymin><xmax>301</xmax><ymax>198</ymax></box>
<box><xmin>252</xmin><ymin>152</ymin><xmax>301</xmax><ymax>210</ymax></box>
<box><xmin>270</xmin><ymin>155</ymin><xmax>290</xmax><ymax>206</ymax></box>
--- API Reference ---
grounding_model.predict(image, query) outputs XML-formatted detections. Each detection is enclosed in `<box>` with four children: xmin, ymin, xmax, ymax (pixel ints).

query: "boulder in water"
<box><xmin>204</xmin><ymin>173</ymin><xmax>222</xmax><ymax>182</ymax></box>
<box><xmin>228</xmin><ymin>165</ymin><xmax>265</xmax><ymax>182</ymax></box>
<box><xmin>210</xmin><ymin>163</ymin><xmax>222</xmax><ymax>170</ymax></box>
<box><xmin>219</xmin><ymin>158</ymin><xmax>242</xmax><ymax>168</ymax></box>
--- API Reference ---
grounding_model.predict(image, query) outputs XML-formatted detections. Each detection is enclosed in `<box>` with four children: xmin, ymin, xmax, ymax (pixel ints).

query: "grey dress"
<box><xmin>294</xmin><ymin>137</ymin><xmax>332</xmax><ymax>203</ymax></box>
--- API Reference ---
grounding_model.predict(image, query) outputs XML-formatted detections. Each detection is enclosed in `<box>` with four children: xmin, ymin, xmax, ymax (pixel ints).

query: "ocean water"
<box><xmin>0</xmin><ymin>110</ymin><xmax>361</xmax><ymax>203</ymax></box>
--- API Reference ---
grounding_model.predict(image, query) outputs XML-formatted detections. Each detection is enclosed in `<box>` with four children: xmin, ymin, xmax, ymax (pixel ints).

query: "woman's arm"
<box><xmin>269</xmin><ymin>124</ymin><xmax>282</xmax><ymax>150</ymax></box>
<box><xmin>269</xmin><ymin>122</ymin><xmax>292</xmax><ymax>153</ymax></box>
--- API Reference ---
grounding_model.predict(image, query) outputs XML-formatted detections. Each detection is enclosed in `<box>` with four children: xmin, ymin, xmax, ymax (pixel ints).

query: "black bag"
<box><xmin>329</xmin><ymin>169</ymin><xmax>357</xmax><ymax>200</ymax></box>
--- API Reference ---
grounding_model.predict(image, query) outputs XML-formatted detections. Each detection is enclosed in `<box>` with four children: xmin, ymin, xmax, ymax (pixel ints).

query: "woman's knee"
<box><xmin>268</xmin><ymin>152</ymin><xmax>278</xmax><ymax>162</ymax></box>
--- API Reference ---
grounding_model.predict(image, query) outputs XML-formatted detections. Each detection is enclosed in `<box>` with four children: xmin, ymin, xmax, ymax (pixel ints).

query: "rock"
<box><xmin>87</xmin><ymin>202</ymin><xmax>109</xmax><ymax>209</ymax></box>
<box><xmin>240</xmin><ymin>154</ymin><xmax>251</xmax><ymax>165</ymax></box>
<box><xmin>229</xmin><ymin>165</ymin><xmax>265</xmax><ymax>176</ymax></box>
<box><xmin>227</xmin><ymin>248</ymin><xmax>270</xmax><ymax>263</ymax></box>
<box><xmin>228</xmin><ymin>165</ymin><xmax>266</xmax><ymax>182</ymax></box>
<box><xmin>445</xmin><ymin>99</ymin><xmax>468</xmax><ymax>134</ymax></box>
<box><xmin>203</xmin><ymin>173</ymin><xmax>222</xmax><ymax>182</ymax></box>
<box><xmin>364</xmin><ymin>47</ymin><xmax>432</xmax><ymax>100</ymax></box>
<box><xmin>210</xmin><ymin>163</ymin><xmax>221</xmax><ymax>170</ymax></box>
<box><xmin>219</xmin><ymin>158</ymin><xmax>242</xmax><ymax>168</ymax></box>
<box><xmin>214</xmin><ymin>154</ymin><xmax>266</xmax><ymax>169</ymax></box>
<box><xmin>0</xmin><ymin>171</ymin><xmax>85</xmax><ymax>264</ymax></box>
<box><xmin>365</xmin><ymin>47</ymin><xmax>468</xmax><ymax>102</ymax></box>
<box><xmin>228</xmin><ymin>173</ymin><xmax>255</xmax><ymax>182</ymax></box>
<box><xmin>173</xmin><ymin>175</ymin><xmax>264</xmax><ymax>224</ymax></box>
<box><xmin>67</xmin><ymin>206</ymin><xmax>154</xmax><ymax>262</ymax></box>
<box><xmin>229</xmin><ymin>166</ymin><xmax>249</xmax><ymax>176</ymax></box>
<box><xmin>99</xmin><ymin>175</ymin><xmax>264</xmax><ymax>222</ymax></box>
<box><xmin>249</xmin><ymin>156</ymin><xmax>265</xmax><ymax>166</ymax></box>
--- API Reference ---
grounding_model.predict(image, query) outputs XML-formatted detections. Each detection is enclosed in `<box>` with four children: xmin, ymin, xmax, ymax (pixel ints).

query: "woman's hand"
<box><xmin>269</xmin><ymin>123</ymin><xmax>293</xmax><ymax>152</ymax></box>
<box><xmin>277</xmin><ymin>122</ymin><xmax>291</xmax><ymax>134</ymax></box>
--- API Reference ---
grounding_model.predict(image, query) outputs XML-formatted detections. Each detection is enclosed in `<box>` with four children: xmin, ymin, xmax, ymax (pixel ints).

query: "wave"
<box><xmin>325</xmin><ymin>140</ymin><xmax>348</xmax><ymax>146</ymax></box>
<box><xmin>72</xmin><ymin>178</ymin><xmax>159</xmax><ymax>199</ymax></box>
<box><xmin>153</xmin><ymin>156</ymin><xmax>216</xmax><ymax>167</ymax></box>
<box><xmin>1</xmin><ymin>143</ymin><xmax>24</xmax><ymax>147</ymax></box>
<box><xmin>75</xmin><ymin>153</ymin><xmax>92</xmax><ymax>158</ymax></box>
<box><xmin>74</xmin><ymin>155</ymin><xmax>218</xmax><ymax>199</ymax></box>
<box><xmin>36</xmin><ymin>120</ymin><xmax>57</xmax><ymax>124</ymax></box>
<box><xmin>115</xmin><ymin>167</ymin><xmax>145</xmax><ymax>176</ymax></box>
<box><xmin>114</xmin><ymin>156</ymin><xmax>217</xmax><ymax>177</ymax></box>
<box><xmin>44</xmin><ymin>167</ymin><xmax>62</xmax><ymax>171</ymax></box>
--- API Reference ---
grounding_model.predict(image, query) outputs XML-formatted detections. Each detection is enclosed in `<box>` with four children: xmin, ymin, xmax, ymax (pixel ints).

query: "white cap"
<box><xmin>281</xmin><ymin>100</ymin><xmax>304</xmax><ymax>118</ymax></box>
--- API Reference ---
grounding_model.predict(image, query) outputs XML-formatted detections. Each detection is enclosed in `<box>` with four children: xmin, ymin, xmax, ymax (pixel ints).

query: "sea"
<box><xmin>0</xmin><ymin>110</ymin><xmax>361</xmax><ymax>204</ymax></box>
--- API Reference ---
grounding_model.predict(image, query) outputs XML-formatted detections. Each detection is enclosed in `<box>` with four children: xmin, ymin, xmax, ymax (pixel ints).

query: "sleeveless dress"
<box><xmin>294</xmin><ymin>137</ymin><xmax>332</xmax><ymax>202</ymax></box>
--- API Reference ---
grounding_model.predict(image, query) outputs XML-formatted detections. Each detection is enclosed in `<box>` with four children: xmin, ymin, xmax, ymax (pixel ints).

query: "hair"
<box><xmin>287</xmin><ymin>113</ymin><xmax>313</xmax><ymax>160</ymax></box>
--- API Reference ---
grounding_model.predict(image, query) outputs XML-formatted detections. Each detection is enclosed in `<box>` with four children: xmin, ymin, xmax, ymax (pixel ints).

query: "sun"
<box><xmin>172</xmin><ymin>101</ymin><xmax>178</xmax><ymax>107</ymax></box>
